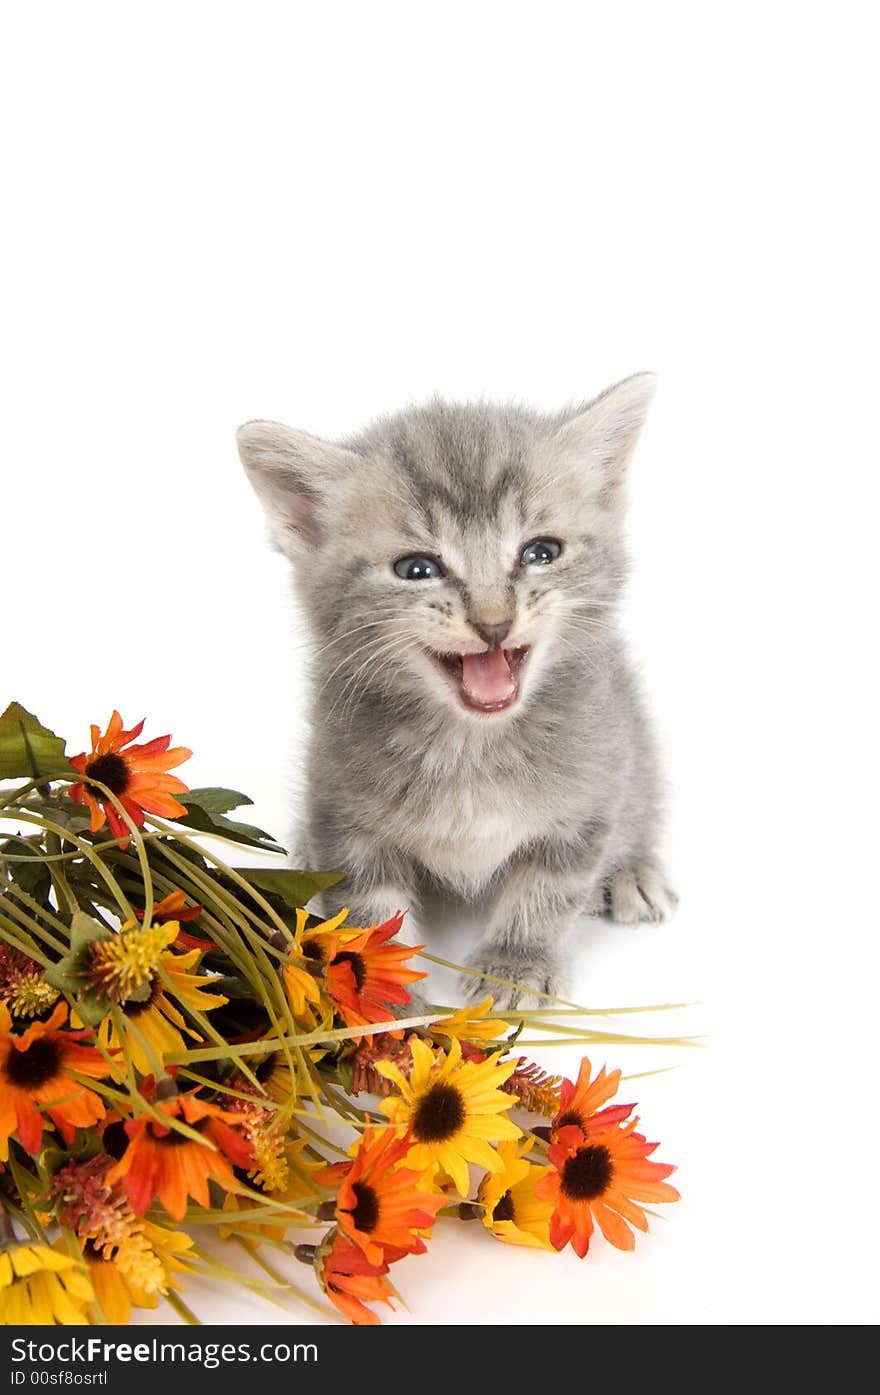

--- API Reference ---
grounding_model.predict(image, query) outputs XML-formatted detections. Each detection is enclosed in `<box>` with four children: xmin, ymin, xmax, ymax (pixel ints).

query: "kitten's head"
<box><xmin>237</xmin><ymin>375</ymin><xmax>654</xmax><ymax>723</ymax></box>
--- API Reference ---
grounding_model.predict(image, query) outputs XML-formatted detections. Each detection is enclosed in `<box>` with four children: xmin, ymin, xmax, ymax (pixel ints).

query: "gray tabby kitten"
<box><xmin>236</xmin><ymin>374</ymin><xmax>675</xmax><ymax>1008</ymax></box>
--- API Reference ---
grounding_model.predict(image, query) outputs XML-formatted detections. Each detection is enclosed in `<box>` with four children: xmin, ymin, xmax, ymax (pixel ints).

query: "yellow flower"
<box><xmin>295</xmin><ymin>905</ymin><xmax>359</xmax><ymax>951</ymax></box>
<box><xmin>0</xmin><ymin>1243</ymin><xmax>93</xmax><ymax>1325</ymax></box>
<box><xmin>7</xmin><ymin>975</ymin><xmax>60</xmax><ymax>1019</ymax></box>
<box><xmin>91</xmin><ymin>931</ymin><xmax>228</xmax><ymax>1076</ymax></box>
<box><xmin>280</xmin><ymin>906</ymin><xmax>347</xmax><ymax>1028</ymax></box>
<box><xmin>83</xmin><ymin>1250</ymin><xmax>130</xmax><ymax>1324</ymax></box>
<box><xmin>377</xmin><ymin>1036</ymin><xmax>521</xmax><ymax>1196</ymax></box>
<box><xmin>219</xmin><ymin>1139</ymin><xmax>320</xmax><ymax>1241</ymax></box>
<box><xmin>81</xmin><ymin>1222</ymin><xmax>194</xmax><ymax>1323</ymax></box>
<box><xmin>477</xmin><ymin>1137</ymin><xmax>555</xmax><ymax>1249</ymax></box>
<box><xmin>282</xmin><ymin>960</ymin><xmax>324</xmax><ymax>1024</ymax></box>
<box><xmin>87</xmin><ymin>920</ymin><xmax>178</xmax><ymax>1003</ymax></box>
<box><xmin>430</xmin><ymin>997</ymin><xmax>509</xmax><ymax>1044</ymax></box>
<box><xmin>259</xmin><ymin>1051</ymin><xmax>303</xmax><ymax>1107</ymax></box>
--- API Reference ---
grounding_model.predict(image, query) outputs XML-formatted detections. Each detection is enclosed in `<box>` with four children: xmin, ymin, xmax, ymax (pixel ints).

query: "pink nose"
<box><xmin>471</xmin><ymin>619</ymin><xmax>513</xmax><ymax>649</ymax></box>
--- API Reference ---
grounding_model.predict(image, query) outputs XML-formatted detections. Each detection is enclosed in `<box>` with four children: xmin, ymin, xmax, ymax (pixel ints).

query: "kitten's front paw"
<box><xmin>461</xmin><ymin>950</ymin><xmax>563</xmax><ymax>1012</ymax></box>
<box><xmin>606</xmin><ymin>865</ymin><xmax>678</xmax><ymax>925</ymax></box>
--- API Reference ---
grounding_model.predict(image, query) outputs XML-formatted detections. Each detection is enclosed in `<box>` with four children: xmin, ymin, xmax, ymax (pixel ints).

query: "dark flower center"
<box><xmin>101</xmin><ymin>1124</ymin><xmax>129</xmax><ymax>1160</ymax></box>
<box><xmin>83</xmin><ymin>1239</ymin><xmax>112</xmax><ymax>1262</ymax></box>
<box><xmin>412</xmin><ymin>1082</ymin><xmax>465</xmax><ymax>1142</ymax></box>
<box><xmin>492</xmin><ymin>1190</ymin><xmax>515</xmax><ymax>1223</ymax></box>
<box><xmin>555</xmin><ymin>1110</ymin><xmax>583</xmax><ymax>1131</ymax></box>
<box><xmin>560</xmin><ymin>1144</ymin><xmax>613</xmax><ymax>1201</ymax></box>
<box><xmin>301</xmin><ymin>941</ymin><xmax>325</xmax><ymax>963</ymax></box>
<box><xmin>5</xmin><ymin>1035</ymin><xmax>63</xmax><ymax>1089</ymax></box>
<box><xmin>157</xmin><ymin>1117</ymin><xmax>211</xmax><ymax>1147</ymax></box>
<box><xmin>349</xmin><ymin>1181</ymin><xmax>380</xmax><ymax>1233</ymax></box>
<box><xmin>84</xmin><ymin>752</ymin><xmax>131</xmax><ymax>797</ymax></box>
<box><xmin>257</xmin><ymin>1051</ymin><xmax>282</xmax><ymax>1083</ymax></box>
<box><xmin>333</xmin><ymin>951</ymin><xmax>366</xmax><ymax>992</ymax></box>
<box><xmin>122</xmin><ymin>976</ymin><xmax>160</xmax><ymax>1017</ymax></box>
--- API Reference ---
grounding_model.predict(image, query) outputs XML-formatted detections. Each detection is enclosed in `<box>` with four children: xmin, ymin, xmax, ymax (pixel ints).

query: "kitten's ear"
<box><xmin>236</xmin><ymin>420</ymin><xmax>359</xmax><ymax>555</ymax></box>
<box><xmin>554</xmin><ymin>372</ymin><xmax>656</xmax><ymax>506</ymax></box>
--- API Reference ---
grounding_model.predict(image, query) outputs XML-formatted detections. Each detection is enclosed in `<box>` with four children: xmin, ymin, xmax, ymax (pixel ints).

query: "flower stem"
<box><xmin>44</xmin><ymin>832</ymin><xmax>78</xmax><ymax>917</ymax></box>
<box><xmin>6</xmin><ymin>808</ymin><xmax>134</xmax><ymax>920</ymax></box>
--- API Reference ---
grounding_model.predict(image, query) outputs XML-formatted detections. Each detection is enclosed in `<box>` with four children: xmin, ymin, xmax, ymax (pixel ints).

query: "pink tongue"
<box><xmin>460</xmin><ymin>649</ymin><xmax>515</xmax><ymax>705</ymax></box>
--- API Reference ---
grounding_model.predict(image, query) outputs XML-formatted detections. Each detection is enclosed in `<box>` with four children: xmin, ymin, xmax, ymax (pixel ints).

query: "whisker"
<box><xmin>316</xmin><ymin>625</ymin><xmax>420</xmax><ymax>695</ymax></box>
<box><xmin>308</xmin><ymin>608</ymin><xmax>416</xmax><ymax>661</ymax></box>
<box><xmin>339</xmin><ymin>642</ymin><xmax>423</xmax><ymax>732</ymax></box>
<box><xmin>331</xmin><ymin>633</ymin><xmax>424</xmax><ymax>728</ymax></box>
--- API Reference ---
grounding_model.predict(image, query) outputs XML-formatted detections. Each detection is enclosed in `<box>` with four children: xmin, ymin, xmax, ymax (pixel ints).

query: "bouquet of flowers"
<box><xmin>0</xmin><ymin>702</ymin><xmax>684</xmax><ymax>1326</ymax></box>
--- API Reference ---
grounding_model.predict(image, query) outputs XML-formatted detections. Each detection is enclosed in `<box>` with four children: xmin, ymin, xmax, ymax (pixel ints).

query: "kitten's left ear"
<box><xmin>554</xmin><ymin>372</ymin><xmax>656</xmax><ymax>505</ymax></box>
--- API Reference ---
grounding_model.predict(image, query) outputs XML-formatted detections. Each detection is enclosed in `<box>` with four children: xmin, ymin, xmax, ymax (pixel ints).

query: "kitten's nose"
<box><xmin>471</xmin><ymin>618</ymin><xmax>513</xmax><ymax>649</ymax></box>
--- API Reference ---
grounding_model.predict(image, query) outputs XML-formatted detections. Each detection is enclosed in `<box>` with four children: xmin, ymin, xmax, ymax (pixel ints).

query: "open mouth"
<box><xmin>429</xmin><ymin>646</ymin><xmax>531</xmax><ymax>714</ymax></box>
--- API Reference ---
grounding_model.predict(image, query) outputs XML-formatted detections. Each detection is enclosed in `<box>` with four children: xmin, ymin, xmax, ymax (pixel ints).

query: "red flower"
<box><xmin>106</xmin><ymin>1089</ymin><xmax>253</xmax><ymax>1220</ymax></box>
<box><xmin>315</xmin><ymin>1231</ymin><xmax>397</xmax><ymax>1326</ymax></box>
<box><xmin>134</xmin><ymin>890</ymin><xmax>212</xmax><ymax>951</ymax></box>
<box><xmin>69</xmin><ymin>710</ymin><xmax>191</xmax><ymax>845</ymax></box>
<box><xmin>323</xmin><ymin>1126</ymin><xmax>445</xmax><ymax>1265</ymax></box>
<box><xmin>0</xmin><ymin>1002</ymin><xmax>112</xmax><ymax>1159</ymax></box>
<box><xmin>323</xmin><ymin>912</ymin><xmax>426</xmax><ymax>1041</ymax></box>
<box><xmin>536</xmin><ymin>1117</ymin><xmax>679</xmax><ymax>1257</ymax></box>
<box><xmin>551</xmin><ymin>1056</ymin><xmax>634</xmax><ymax>1140</ymax></box>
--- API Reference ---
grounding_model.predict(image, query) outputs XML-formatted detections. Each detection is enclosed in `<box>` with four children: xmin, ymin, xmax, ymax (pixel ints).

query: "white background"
<box><xmin>3</xmin><ymin>2</ymin><xmax>879</xmax><ymax>1325</ymax></box>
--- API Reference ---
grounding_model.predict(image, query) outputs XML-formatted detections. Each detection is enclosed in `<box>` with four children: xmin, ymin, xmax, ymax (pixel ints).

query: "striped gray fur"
<box><xmin>237</xmin><ymin>374</ymin><xmax>675</xmax><ymax>1008</ymax></box>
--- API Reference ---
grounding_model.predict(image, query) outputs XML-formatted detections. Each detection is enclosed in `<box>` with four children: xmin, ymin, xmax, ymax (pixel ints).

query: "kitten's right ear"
<box><xmin>236</xmin><ymin>421</ymin><xmax>358</xmax><ymax>556</ymax></box>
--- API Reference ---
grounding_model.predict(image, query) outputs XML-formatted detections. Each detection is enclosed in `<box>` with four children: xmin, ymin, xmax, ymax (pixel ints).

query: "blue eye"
<box><xmin>519</xmin><ymin>538</ymin><xmax>561</xmax><ymax>567</ymax></box>
<box><xmin>393</xmin><ymin>555</ymin><xmax>445</xmax><ymax>580</ymax></box>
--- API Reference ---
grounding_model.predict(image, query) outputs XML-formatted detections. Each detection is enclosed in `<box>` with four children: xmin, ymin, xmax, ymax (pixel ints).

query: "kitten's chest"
<box><xmin>394</xmin><ymin>753</ymin><xmax>550</xmax><ymax>890</ymax></box>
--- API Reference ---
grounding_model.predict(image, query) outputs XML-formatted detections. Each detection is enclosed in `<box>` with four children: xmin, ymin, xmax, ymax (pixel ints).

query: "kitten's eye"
<box><xmin>519</xmin><ymin>538</ymin><xmax>562</xmax><ymax>567</ymax></box>
<box><xmin>393</xmin><ymin>555</ymin><xmax>445</xmax><ymax>581</ymax></box>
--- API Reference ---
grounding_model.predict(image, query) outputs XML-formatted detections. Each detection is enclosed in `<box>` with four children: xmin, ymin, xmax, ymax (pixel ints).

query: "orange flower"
<box><xmin>323</xmin><ymin>1126</ymin><xmax>445</xmax><ymax>1266</ymax></box>
<box><xmin>134</xmin><ymin>891</ymin><xmax>211</xmax><ymax>951</ymax></box>
<box><xmin>0</xmin><ymin>1001</ymin><xmax>112</xmax><ymax>1160</ymax></box>
<box><xmin>536</xmin><ymin>1117</ymin><xmax>679</xmax><ymax>1257</ymax></box>
<box><xmin>323</xmin><ymin>911</ymin><xmax>426</xmax><ymax>1040</ymax></box>
<box><xmin>106</xmin><ymin>1089</ymin><xmax>254</xmax><ymax>1220</ymax></box>
<box><xmin>552</xmin><ymin>1056</ymin><xmax>635</xmax><ymax>1140</ymax></box>
<box><xmin>137</xmin><ymin>891</ymin><xmax>202</xmax><ymax>925</ymax></box>
<box><xmin>69</xmin><ymin>710</ymin><xmax>191</xmax><ymax>845</ymax></box>
<box><xmin>315</xmin><ymin>1230</ymin><xmax>397</xmax><ymax>1326</ymax></box>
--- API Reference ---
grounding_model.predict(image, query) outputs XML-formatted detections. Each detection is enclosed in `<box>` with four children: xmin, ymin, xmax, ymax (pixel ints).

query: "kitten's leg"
<box><xmin>462</xmin><ymin>831</ymin><xmax>610</xmax><ymax>1010</ymax></box>
<box><xmin>605</xmin><ymin>864</ymin><xmax>678</xmax><ymax>925</ymax></box>
<box><xmin>311</xmin><ymin>843</ymin><xmax>425</xmax><ymax>949</ymax></box>
<box><xmin>462</xmin><ymin>866</ymin><xmax>578</xmax><ymax>1010</ymax></box>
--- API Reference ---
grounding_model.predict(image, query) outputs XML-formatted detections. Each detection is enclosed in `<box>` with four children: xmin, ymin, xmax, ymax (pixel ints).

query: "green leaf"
<box><xmin>0</xmin><ymin>702</ymin><xmax>75</xmax><ymax>781</ymax></box>
<box><xmin>43</xmin><ymin>913</ymin><xmax>114</xmax><ymax>1025</ymax></box>
<box><xmin>69</xmin><ymin>909</ymin><xmax>110</xmax><ymax>956</ymax></box>
<box><xmin>176</xmin><ymin>789</ymin><xmax>286</xmax><ymax>853</ymax></box>
<box><xmin>229</xmin><ymin>867</ymin><xmax>345</xmax><ymax>908</ymax></box>
<box><xmin>180</xmin><ymin>788</ymin><xmax>256</xmax><ymax>815</ymax></box>
<box><xmin>19</xmin><ymin>794</ymin><xmax>92</xmax><ymax>833</ymax></box>
<box><xmin>334</xmin><ymin>1055</ymin><xmax>355</xmax><ymax>1094</ymax></box>
<box><xmin>69</xmin><ymin>985</ymin><xmax>112</xmax><ymax>1027</ymax></box>
<box><xmin>151</xmin><ymin>838</ymin><xmax>208</xmax><ymax>873</ymax></box>
<box><xmin>0</xmin><ymin>835</ymin><xmax>52</xmax><ymax>904</ymax></box>
<box><xmin>208</xmin><ymin>974</ymin><xmax>258</xmax><ymax>1000</ymax></box>
<box><xmin>43</xmin><ymin>912</ymin><xmax>109</xmax><ymax>994</ymax></box>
